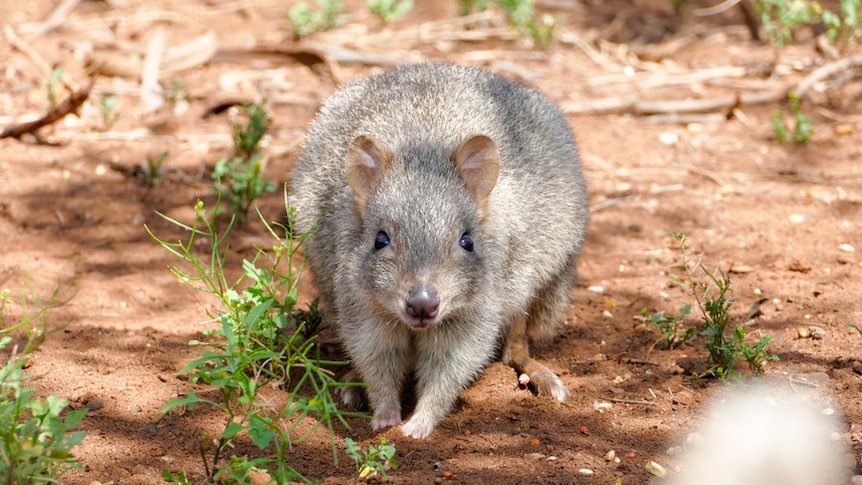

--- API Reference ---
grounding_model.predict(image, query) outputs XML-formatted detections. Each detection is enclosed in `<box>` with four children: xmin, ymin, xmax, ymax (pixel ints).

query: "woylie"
<box><xmin>290</xmin><ymin>62</ymin><xmax>589</xmax><ymax>439</ymax></box>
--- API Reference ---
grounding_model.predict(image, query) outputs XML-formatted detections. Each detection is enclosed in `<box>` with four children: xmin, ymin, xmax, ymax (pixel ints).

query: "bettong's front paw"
<box><xmin>400</xmin><ymin>412</ymin><xmax>437</xmax><ymax>439</ymax></box>
<box><xmin>371</xmin><ymin>407</ymin><xmax>402</xmax><ymax>431</ymax></box>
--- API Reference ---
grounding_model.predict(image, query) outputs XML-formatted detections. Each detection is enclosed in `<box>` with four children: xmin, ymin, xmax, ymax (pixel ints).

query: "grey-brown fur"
<box><xmin>289</xmin><ymin>62</ymin><xmax>589</xmax><ymax>439</ymax></box>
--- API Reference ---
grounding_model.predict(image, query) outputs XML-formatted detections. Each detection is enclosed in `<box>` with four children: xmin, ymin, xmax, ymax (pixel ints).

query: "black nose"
<box><xmin>406</xmin><ymin>286</ymin><xmax>440</xmax><ymax>320</ymax></box>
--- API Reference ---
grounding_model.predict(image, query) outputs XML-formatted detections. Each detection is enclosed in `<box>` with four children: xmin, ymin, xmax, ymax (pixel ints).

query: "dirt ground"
<box><xmin>1</xmin><ymin>0</ymin><xmax>861</xmax><ymax>483</ymax></box>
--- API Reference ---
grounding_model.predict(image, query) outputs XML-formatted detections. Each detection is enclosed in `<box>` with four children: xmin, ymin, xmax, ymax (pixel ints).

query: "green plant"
<box><xmin>848</xmin><ymin>323</ymin><xmax>862</xmax><ymax>335</ymax></box>
<box><xmin>457</xmin><ymin>0</ymin><xmax>490</xmax><ymax>15</ymax></box>
<box><xmin>527</xmin><ymin>13</ymin><xmax>558</xmax><ymax>49</ymax></box>
<box><xmin>669</xmin><ymin>232</ymin><xmax>777</xmax><ymax>379</ymax></box>
<box><xmin>213</xmin><ymin>103</ymin><xmax>277</xmax><ymax>221</ymax></box>
<box><xmin>772</xmin><ymin>92</ymin><xmax>814</xmax><ymax>144</ymax></box>
<box><xmin>368</xmin><ymin>0</ymin><xmax>414</xmax><ymax>25</ymax></box>
<box><xmin>641</xmin><ymin>304</ymin><xmax>695</xmax><ymax>349</ymax></box>
<box><xmin>458</xmin><ymin>0</ymin><xmax>557</xmax><ymax>47</ymax></box>
<box><xmin>823</xmin><ymin>0</ymin><xmax>862</xmax><ymax>49</ymax></box>
<box><xmin>212</xmin><ymin>155</ymin><xmax>276</xmax><ymax>221</ymax></box>
<box><xmin>675</xmin><ymin>0</ymin><xmax>860</xmax><ymax>49</ymax></box>
<box><xmin>232</xmin><ymin>103</ymin><xmax>270</xmax><ymax>160</ymax></box>
<box><xmin>0</xmin><ymin>281</ymin><xmax>86</xmax><ymax>484</ymax></box>
<box><xmin>46</xmin><ymin>66</ymin><xmax>63</xmax><ymax>110</ymax></box>
<box><xmin>99</xmin><ymin>95</ymin><xmax>118</xmax><ymax>129</ymax></box>
<box><xmin>497</xmin><ymin>0</ymin><xmax>534</xmax><ymax>26</ymax></box>
<box><xmin>752</xmin><ymin>0</ymin><xmax>820</xmax><ymax>46</ymax></box>
<box><xmin>344</xmin><ymin>437</ymin><xmax>398</xmax><ymax>482</ymax></box>
<box><xmin>136</xmin><ymin>151</ymin><xmax>167</xmax><ymax>187</ymax></box>
<box><xmin>162</xmin><ymin>76</ymin><xmax>188</xmax><ymax>108</ymax></box>
<box><xmin>162</xmin><ymin>468</ymin><xmax>193</xmax><ymax>484</ymax></box>
<box><xmin>287</xmin><ymin>0</ymin><xmax>344</xmax><ymax>37</ymax></box>
<box><xmin>148</xmin><ymin>197</ymin><xmax>356</xmax><ymax>483</ymax></box>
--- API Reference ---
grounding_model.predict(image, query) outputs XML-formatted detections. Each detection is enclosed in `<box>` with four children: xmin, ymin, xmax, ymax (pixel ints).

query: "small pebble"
<box><xmin>605</xmin><ymin>450</ymin><xmax>616</xmax><ymax>461</ymax></box>
<box><xmin>834</xmin><ymin>124</ymin><xmax>855</xmax><ymax>135</ymax></box>
<box><xmin>580</xmin><ymin>426</ymin><xmax>590</xmax><ymax>436</ymax></box>
<box><xmin>673</xmin><ymin>390</ymin><xmax>694</xmax><ymax>406</ymax></box>
<box><xmin>646</xmin><ymin>460</ymin><xmax>667</xmax><ymax>477</ymax></box>
<box><xmin>666</xmin><ymin>445</ymin><xmax>683</xmax><ymax>456</ymax></box>
<box><xmin>822</xmin><ymin>408</ymin><xmax>835</xmax><ymax>416</ymax></box>
<box><xmin>442</xmin><ymin>471</ymin><xmax>453</xmax><ymax>479</ymax></box>
<box><xmin>798</xmin><ymin>327</ymin><xmax>811</xmax><ymax>338</ymax></box>
<box><xmin>659</xmin><ymin>132</ymin><xmax>679</xmax><ymax>145</ymax></box>
<box><xmin>530</xmin><ymin>438</ymin><xmax>541</xmax><ymax>447</ymax></box>
<box><xmin>788</xmin><ymin>214</ymin><xmax>805</xmax><ymax>224</ymax></box>
<box><xmin>578</xmin><ymin>468</ymin><xmax>594</xmax><ymax>475</ymax></box>
<box><xmin>839</xmin><ymin>243</ymin><xmax>856</xmax><ymax>253</ymax></box>
<box><xmin>525</xmin><ymin>452</ymin><xmax>546</xmax><ymax>460</ymax></box>
<box><xmin>587</xmin><ymin>285</ymin><xmax>605</xmax><ymax>293</ymax></box>
<box><xmin>86</xmin><ymin>399</ymin><xmax>104</xmax><ymax>411</ymax></box>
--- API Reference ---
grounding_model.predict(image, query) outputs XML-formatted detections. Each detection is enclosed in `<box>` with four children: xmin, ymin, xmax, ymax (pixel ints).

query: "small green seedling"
<box><xmin>287</xmin><ymin>0</ymin><xmax>344</xmax><ymax>37</ymax></box>
<box><xmin>232</xmin><ymin>103</ymin><xmax>270</xmax><ymax>159</ymax></box>
<box><xmin>99</xmin><ymin>95</ymin><xmax>118</xmax><ymax>129</ymax></box>
<box><xmin>212</xmin><ymin>154</ymin><xmax>276</xmax><ymax>220</ymax></box>
<box><xmin>497</xmin><ymin>0</ymin><xmax>534</xmax><ymax>26</ymax></box>
<box><xmin>669</xmin><ymin>232</ymin><xmax>777</xmax><ymax>379</ymax></box>
<box><xmin>161</xmin><ymin>76</ymin><xmax>188</xmax><ymax>108</ymax></box>
<box><xmin>848</xmin><ymin>323</ymin><xmax>862</xmax><ymax>335</ymax></box>
<box><xmin>136</xmin><ymin>151</ymin><xmax>167</xmax><ymax>187</ymax></box>
<box><xmin>458</xmin><ymin>0</ymin><xmax>557</xmax><ymax>47</ymax></box>
<box><xmin>641</xmin><ymin>304</ymin><xmax>695</xmax><ymax>350</ymax></box>
<box><xmin>527</xmin><ymin>13</ymin><xmax>558</xmax><ymax>49</ymax></box>
<box><xmin>344</xmin><ymin>437</ymin><xmax>398</xmax><ymax>482</ymax></box>
<box><xmin>212</xmin><ymin>103</ymin><xmax>276</xmax><ymax>221</ymax></box>
<box><xmin>752</xmin><ymin>0</ymin><xmax>820</xmax><ymax>46</ymax></box>
<box><xmin>46</xmin><ymin>66</ymin><xmax>63</xmax><ymax>109</ymax></box>
<box><xmin>823</xmin><ymin>0</ymin><xmax>861</xmax><ymax>50</ymax></box>
<box><xmin>368</xmin><ymin>0</ymin><xmax>414</xmax><ymax>25</ymax></box>
<box><xmin>772</xmin><ymin>92</ymin><xmax>814</xmax><ymax>144</ymax></box>
<box><xmin>457</xmin><ymin>0</ymin><xmax>490</xmax><ymax>15</ymax></box>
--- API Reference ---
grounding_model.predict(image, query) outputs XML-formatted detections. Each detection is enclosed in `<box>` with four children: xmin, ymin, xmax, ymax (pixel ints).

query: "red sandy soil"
<box><xmin>1</xmin><ymin>0</ymin><xmax>860</xmax><ymax>483</ymax></box>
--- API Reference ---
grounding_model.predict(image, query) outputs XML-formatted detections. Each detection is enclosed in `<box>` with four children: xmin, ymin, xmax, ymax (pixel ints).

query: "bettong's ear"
<box><xmin>345</xmin><ymin>135</ymin><xmax>393</xmax><ymax>215</ymax></box>
<box><xmin>453</xmin><ymin>135</ymin><xmax>500</xmax><ymax>207</ymax></box>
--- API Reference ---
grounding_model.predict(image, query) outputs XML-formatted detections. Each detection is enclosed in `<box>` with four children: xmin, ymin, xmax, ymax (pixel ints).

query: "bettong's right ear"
<box><xmin>346</xmin><ymin>135</ymin><xmax>393</xmax><ymax>215</ymax></box>
<box><xmin>453</xmin><ymin>135</ymin><xmax>500</xmax><ymax>209</ymax></box>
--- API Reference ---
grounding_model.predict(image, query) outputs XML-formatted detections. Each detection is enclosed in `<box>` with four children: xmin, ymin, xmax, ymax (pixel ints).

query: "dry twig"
<box><xmin>0</xmin><ymin>81</ymin><xmax>93</xmax><ymax>142</ymax></box>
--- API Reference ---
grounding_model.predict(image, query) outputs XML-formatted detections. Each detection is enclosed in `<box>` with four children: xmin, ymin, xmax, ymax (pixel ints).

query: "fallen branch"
<box><xmin>563</xmin><ymin>86</ymin><xmax>787</xmax><ymax>115</ymax></box>
<box><xmin>794</xmin><ymin>55</ymin><xmax>862</xmax><ymax>98</ymax></box>
<box><xmin>1</xmin><ymin>81</ymin><xmax>93</xmax><ymax>141</ymax></box>
<box><xmin>21</xmin><ymin>0</ymin><xmax>81</xmax><ymax>39</ymax></box>
<box><xmin>4</xmin><ymin>25</ymin><xmax>78</xmax><ymax>91</ymax></box>
<box><xmin>587</xmin><ymin>66</ymin><xmax>749</xmax><ymax>88</ymax></box>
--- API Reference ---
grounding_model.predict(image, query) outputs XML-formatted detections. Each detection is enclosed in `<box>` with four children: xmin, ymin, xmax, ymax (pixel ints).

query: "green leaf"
<box><xmin>222</xmin><ymin>420</ymin><xmax>247</xmax><ymax>440</ymax></box>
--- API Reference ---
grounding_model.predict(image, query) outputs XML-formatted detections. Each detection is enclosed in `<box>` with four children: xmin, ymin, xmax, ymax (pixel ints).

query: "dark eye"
<box><xmin>374</xmin><ymin>231</ymin><xmax>390</xmax><ymax>250</ymax></box>
<box><xmin>459</xmin><ymin>232</ymin><xmax>474</xmax><ymax>252</ymax></box>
